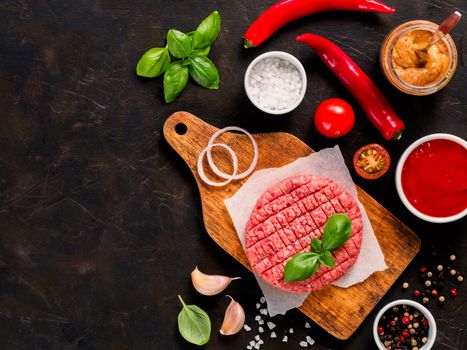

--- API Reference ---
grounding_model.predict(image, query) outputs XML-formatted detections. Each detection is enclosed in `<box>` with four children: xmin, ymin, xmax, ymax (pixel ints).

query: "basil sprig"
<box><xmin>136</xmin><ymin>11</ymin><xmax>221</xmax><ymax>103</ymax></box>
<box><xmin>178</xmin><ymin>295</ymin><xmax>211</xmax><ymax>346</ymax></box>
<box><xmin>284</xmin><ymin>214</ymin><xmax>352</xmax><ymax>283</ymax></box>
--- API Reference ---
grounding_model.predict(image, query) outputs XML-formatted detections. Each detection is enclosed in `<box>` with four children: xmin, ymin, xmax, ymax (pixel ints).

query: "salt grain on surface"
<box><xmin>300</xmin><ymin>341</ymin><xmax>308</xmax><ymax>347</ymax></box>
<box><xmin>289</xmin><ymin>328</ymin><xmax>294</xmax><ymax>334</ymax></box>
<box><xmin>256</xmin><ymin>303</ymin><xmax>261</xmax><ymax>309</ymax></box>
<box><xmin>306</xmin><ymin>336</ymin><xmax>315</xmax><ymax>345</ymax></box>
<box><xmin>260</xmin><ymin>296</ymin><xmax>266</xmax><ymax>304</ymax></box>
<box><xmin>247</xmin><ymin>345</ymin><xmax>252</xmax><ymax>350</ymax></box>
<box><xmin>259</xmin><ymin>308</ymin><xmax>268</xmax><ymax>316</ymax></box>
<box><xmin>271</xmin><ymin>331</ymin><xmax>277</xmax><ymax>338</ymax></box>
<box><xmin>282</xmin><ymin>335</ymin><xmax>288</xmax><ymax>342</ymax></box>
<box><xmin>258</xmin><ymin>327</ymin><xmax>264</xmax><ymax>333</ymax></box>
<box><xmin>258</xmin><ymin>319</ymin><xmax>264</xmax><ymax>325</ymax></box>
<box><xmin>254</xmin><ymin>343</ymin><xmax>261</xmax><ymax>350</ymax></box>
<box><xmin>248</xmin><ymin>57</ymin><xmax>302</xmax><ymax>111</ymax></box>
<box><xmin>266</xmin><ymin>321</ymin><xmax>276</xmax><ymax>330</ymax></box>
<box><xmin>244</xmin><ymin>324</ymin><xmax>251</xmax><ymax>332</ymax></box>
<box><xmin>305</xmin><ymin>322</ymin><xmax>311</xmax><ymax>329</ymax></box>
<box><xmin>255</xmin><ymin>315</ymin><xmax>261</xmax><ymax>321</ymax></box>
<box><xmin>255</xmin><ymin>335</ymin><xmax>260</xmax><ymax>341</ymax></box>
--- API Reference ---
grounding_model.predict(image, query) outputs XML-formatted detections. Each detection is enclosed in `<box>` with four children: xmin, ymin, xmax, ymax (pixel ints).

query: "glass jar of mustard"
<box><xmin>380</xmin><ymin>20</ymin><xmax>457</xmax><ymax>96</ymax></box>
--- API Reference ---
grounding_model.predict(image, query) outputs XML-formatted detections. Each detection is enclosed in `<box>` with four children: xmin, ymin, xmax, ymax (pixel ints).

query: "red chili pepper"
<box><xmin>244</xmin><ymin>0</ymin><xmax>395</xmax><ymax>48</ymax></box>
<box><xmin>297</xmin><ymin>33</ymin><xmax>405</xmax><ymax>140</ymax></box>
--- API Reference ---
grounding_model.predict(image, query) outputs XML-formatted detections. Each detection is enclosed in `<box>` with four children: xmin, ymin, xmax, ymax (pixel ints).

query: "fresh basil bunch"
<box><xmin>136</xmin><ymin>11</ymin><xmax>221</xmax><ymax>103</ymax></box>
<box><xmin>284</xmin><ymin>213</ymin><xmax>352</xmax><ymax>283</ymax></box>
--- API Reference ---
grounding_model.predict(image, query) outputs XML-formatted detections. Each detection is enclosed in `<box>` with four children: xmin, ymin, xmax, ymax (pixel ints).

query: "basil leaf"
<box><xmin>311</xmin><ymin>237</ymin><xmax>323</xmax><ymax>253</ymax></box>
<box><xmin>163</xmin><ymin>61</ymin><xmax>188</xmax><ymax>103</ymax></box>
<box><xmin>192</xmin><ymin>11</ymin><xmax>221</xmax><ymax>49</ymax></box>
<box><xmin>284</xmin><ymin>252</ymin><xmax>320</xmax><ymax>283</ymax></box>
<box><xmin>319</xmin><ymin>250</ymin><xmax>335</xmax><ymax>268</ymax></box>
<box><xmin>182</xmin><ymin>57</ymin><xmax>192</xmax><ymax>66</ymax></box>
<box><xmin>191</xmin><ymin>46</ymin><xmax>211</xmax><ymax>57</ymax></box>
<box><xmin>321</xmin><ymin>214</ymin><xmax>352</xmax><ymax>251</ymax></box>
<box><xmin>136</xmin><ymin>47</ymin><xmax>170</xmax><ymax>78</ymax></box>
<box><xmin>189</xmin><ymin>56</ymin><xmax>219</xmax><ymax>89</ymax></box>
<box><xmin>178</xmin><ymin>295</ymin><xmax>211</xmax><ymax>346</ymax></box>
<box><xmin>167</xmin><ymin>29</ymin><xmax>192</xmax><ymax>58</ymax></box>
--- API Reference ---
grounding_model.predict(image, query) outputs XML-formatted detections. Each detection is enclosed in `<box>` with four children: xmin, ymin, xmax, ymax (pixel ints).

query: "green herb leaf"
<box><xmin>136</xmin><ymin>47</ymin><xmax>170</xmax><ymax>78</ymax></box>
<box><xmin>284</xmin><ymin>252</ymin><xmax>320</xmax><ymax>283</ymax></box>
<box><xmin>311</xmin><ymin>237</ymin><xmax>323</xmax><ymax>253</ymax></box>
<box><xmin>178</xmin><ymin>295</ymin><xmax>211</xmax><ymax>346</ymax></box>
<box><xmin>167</xmin><ymin>29</ymin><xmax>192</xmax><ymax>58</ymax></box>
<box><xmin>319</xmin><ymin>250</ymin><xmax>335</xmax><ymax>268</ymax></box>
<box><xmin>191</xmin><ymin>46</ymin><xmax>211</xmax><ymax>57</ymax></box>
<box><xmin>321</xmin><ymin>213</ymin><xmax>352</xmax><ymax>251</ymax></box>
<box><xmin>189</xmin><ymin>56</ymin><xmax>219</xmax><ymax>89</ymax></box>
<box><xmin>163</xmin><ymin>61</ymin><xmax>189</xmax><ymax>103</ymax></box>
<box><xmin>192</xmin><ymin>11</ymin><xmax>221</xmax><ymax>49</ymax></box>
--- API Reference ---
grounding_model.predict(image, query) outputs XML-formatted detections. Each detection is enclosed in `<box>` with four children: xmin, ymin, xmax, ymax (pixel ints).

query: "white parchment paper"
<box><xmin>224</xmin><ymin>146</ymin><xmax>387</xmax><ymax>316</ymax></box>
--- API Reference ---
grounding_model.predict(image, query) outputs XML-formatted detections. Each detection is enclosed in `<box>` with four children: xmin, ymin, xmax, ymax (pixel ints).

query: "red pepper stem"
<box><xmin>244</xmin><ymin>0</ymin><xmax>395</xmax><ymax>47</ymax></box>
<box><xmin>297</xmin><ymin>33</ymin><xmax>404</xmax><ymax>141</ymax></box>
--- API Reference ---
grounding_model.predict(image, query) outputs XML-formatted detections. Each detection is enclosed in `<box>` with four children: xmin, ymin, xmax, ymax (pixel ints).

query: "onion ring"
<box><xmin>206</xmin><ymin>126</ymin><xmax>258</xmax><ymax>180</ymax></box>
<box><xmin>197</xmin><ymin>143</ymin><xmax>238</xmax><ymax>187</ymax></box>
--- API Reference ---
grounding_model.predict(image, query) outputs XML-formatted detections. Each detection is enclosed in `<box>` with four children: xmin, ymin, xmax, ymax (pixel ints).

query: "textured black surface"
<box><xmin>0</xmin><ymin>1</ymin><xmax>466</xmax><ymax>349</ymax></box>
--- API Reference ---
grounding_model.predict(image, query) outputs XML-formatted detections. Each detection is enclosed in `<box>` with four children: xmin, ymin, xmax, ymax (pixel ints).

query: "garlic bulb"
<box><xmin>191</xmin><ymin>266</ymin><xmax>240</xmax><ymax>296</ymax></box>
<box><xmin>220</xmin><ymin>296</ymin><xmax>245</xmax><ymax>335</ymax></box>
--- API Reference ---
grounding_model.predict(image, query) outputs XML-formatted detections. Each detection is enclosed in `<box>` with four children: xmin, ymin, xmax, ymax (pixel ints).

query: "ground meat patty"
<box><xmin>245</xmin><ymin>175</ymin><xmax>363</xmax><ymax>293</ymax></box>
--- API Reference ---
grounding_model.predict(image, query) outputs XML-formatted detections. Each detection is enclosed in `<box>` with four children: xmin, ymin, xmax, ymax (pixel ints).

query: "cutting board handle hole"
<box><xmin>175</xmin><ymin>123</ymin><xmax>187</xmax><ymax>136</ymax></box>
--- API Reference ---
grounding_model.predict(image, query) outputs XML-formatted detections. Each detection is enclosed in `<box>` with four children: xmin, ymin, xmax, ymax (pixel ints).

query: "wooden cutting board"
<box><xmin>163</xmin><ymin>111</ymin><xmax>421</xmax><ymax>340</ymax></box>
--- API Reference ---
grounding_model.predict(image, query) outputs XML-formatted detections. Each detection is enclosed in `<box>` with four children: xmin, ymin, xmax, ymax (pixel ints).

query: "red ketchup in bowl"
<box><xmin>401</xmin><ymin>139</ymin><xmax>467</xmax><ymax>217</ymax></box>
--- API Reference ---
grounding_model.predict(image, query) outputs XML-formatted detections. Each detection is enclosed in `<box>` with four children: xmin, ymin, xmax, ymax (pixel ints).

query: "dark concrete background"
<box><xmin>0</xmin><ymin>1</ymin><xmax>465</xmax><ymax>349</ymax></box>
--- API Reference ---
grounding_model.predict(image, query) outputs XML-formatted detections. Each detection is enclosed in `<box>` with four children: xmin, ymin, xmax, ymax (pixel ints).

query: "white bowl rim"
<box><xmin>244</xmin><ymin>51</ymin><xmax>307</xmax><ymax>115</ymax></box>
<box><xmin>395</xmin><ymin>133</ymin><xmax>467</xmax><ymax>223</ymax></box>
<box><xmin>373</xmin><ymin>299</ymin><xmax>437</xmax><ymax>350</ymax></box>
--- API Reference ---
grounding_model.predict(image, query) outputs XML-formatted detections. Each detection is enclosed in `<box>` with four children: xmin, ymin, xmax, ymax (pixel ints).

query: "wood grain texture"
<box><xmin>164</xmin><ymin>111</ymin><xmax>421</xmax><ymax>340</ymax></box>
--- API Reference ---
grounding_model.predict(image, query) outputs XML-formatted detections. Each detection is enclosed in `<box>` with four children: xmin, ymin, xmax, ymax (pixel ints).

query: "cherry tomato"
<box><xmin>353</xmin><ymin>144</ymin><xmax>391</xmax><ymax>180</ymax></box>
<box><xmin>314</xmin><ymin>98</ymin><xmax>355</xmax><ymax>138</ymax></box>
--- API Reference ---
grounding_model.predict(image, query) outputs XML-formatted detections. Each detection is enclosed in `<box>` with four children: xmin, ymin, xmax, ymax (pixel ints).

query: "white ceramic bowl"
<box><xmin>395</xmin><ymin>133</ymin><xmax>467</xmax><ymax>223</ymax></box>
<box><xmin>244</xmin><ymin>51</ymin><xmax>307</xmax><ymax>115</ymax></box>
<box><xmin>373</xmin><ymin>299</ymin><xmax>437</xmax><ymax>350</ymax></box>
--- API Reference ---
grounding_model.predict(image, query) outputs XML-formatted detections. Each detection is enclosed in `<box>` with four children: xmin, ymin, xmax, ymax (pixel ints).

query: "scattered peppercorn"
<box><xmin>450</xmin><ymin>288</ymin><xmax>457</xmax><ymax>297</ymax></box>
<box><xmin>450</xmin><ymin>255</ymin><xmax>456</xmax><ymax>261</ymax></box>
<box><xmin>431</xmin><ymin>289</ymin><xmax>438</xmax><ymax>296</ymax></box>
<box><xmin>450</xmin><ymin>269</ymin><xmax>457</xmax><ymax>276</ymax></box>
<box><xmin>457</xmin><ymin>275</ymin><xmax>463</xmax><ymax>283</ymax></box>
<box><xmin>437</xmin><ymin>265</ymin><xmax>443</xmax><ymax>271</ymax></box>
<box><xmin>427</xmin><ymin>271</ymin><xmax>433</xmax><ymax>278</ymax></box>
<box><xmin>425</xmin><ymin>280</ymin><xmax>432</xmax><ymax>287</ymax></box>
<box><xmin>420</xmin><ymin>266</ymin><xmax>427</xmax><ymax>273</ymax></box>
<box><xmin>422</xmin><ymin>297</ymin><xmax>430</xmax><ymax>304</ymax></box>
<box><xmin>413</xmin><ymin>289</ymin><xmax>421</xmax><ymax>298</ymax></box>
<box><xmin>402</xmin><ymin>282</ymin><xmax>409</xmax><ymax>289</ymax></box>
<box><xmin>438</xmin><ymin>296</ymin><xmax>445</xmax><ymax>303</ymax></box>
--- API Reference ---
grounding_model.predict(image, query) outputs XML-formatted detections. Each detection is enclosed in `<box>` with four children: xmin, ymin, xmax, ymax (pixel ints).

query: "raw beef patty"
<box><xmin>245</xmin><ymin>175</ymin><xmax>363</xmax><ymax>293</ymax></box>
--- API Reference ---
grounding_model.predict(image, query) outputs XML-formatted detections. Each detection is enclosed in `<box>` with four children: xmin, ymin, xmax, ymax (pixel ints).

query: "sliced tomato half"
<box><xmin>353</xmin><ymin>144</ymin><xmax>391</xmax><ymax>180</ymax></box>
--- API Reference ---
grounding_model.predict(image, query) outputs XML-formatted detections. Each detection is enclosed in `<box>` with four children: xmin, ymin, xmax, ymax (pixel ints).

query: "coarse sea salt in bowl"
<box><xmin>244</xmin><ymin>51</ymin><xmax>307</xmax><ymax>115</ymax></box>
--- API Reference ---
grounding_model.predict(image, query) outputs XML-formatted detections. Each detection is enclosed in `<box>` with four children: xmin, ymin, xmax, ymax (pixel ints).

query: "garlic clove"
<box><xmin>191</xmin><ymin>266</ymin><xmax>240</xmax><ymax>296</ymax></box>
<box><xmin>220</xmin><ymin>296</ymin><xmax>245</xmax><ymax>336</ymax></box>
